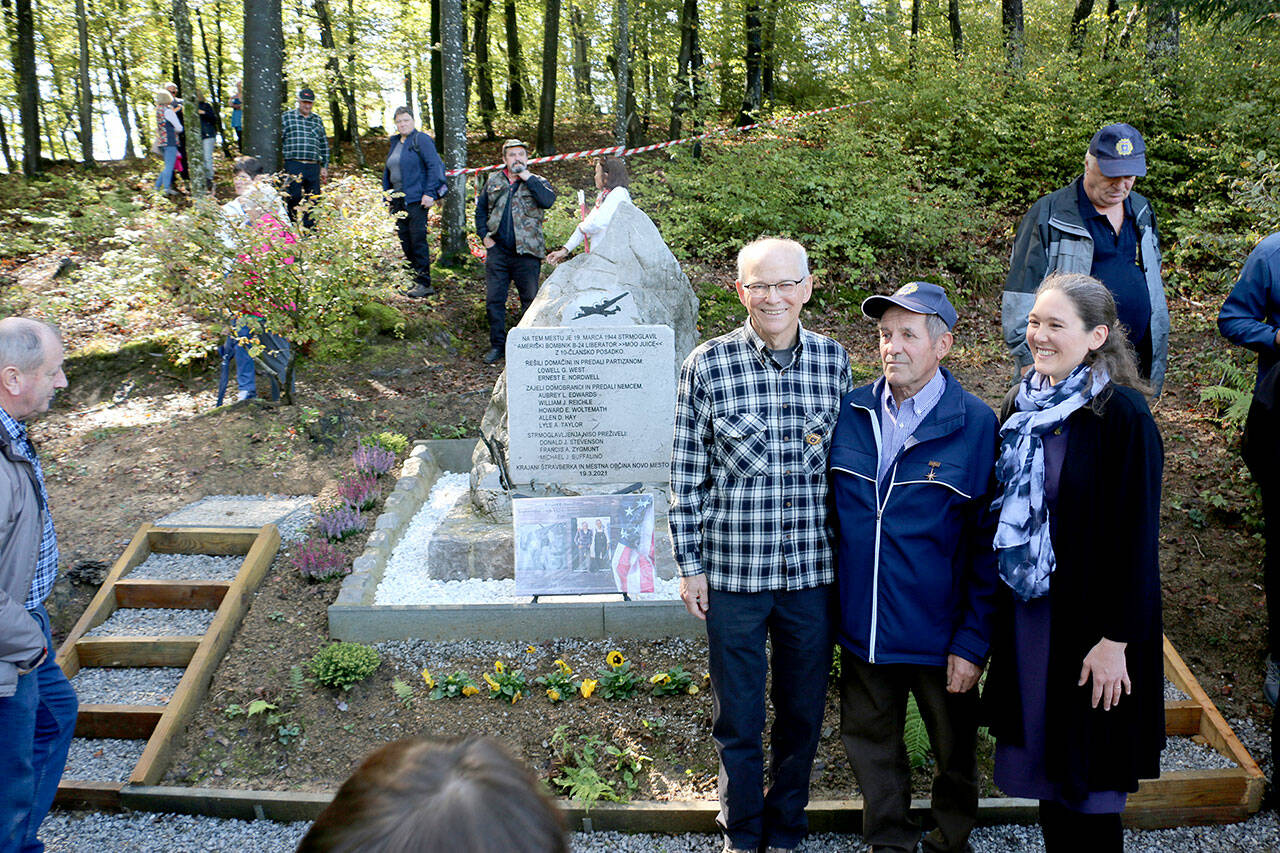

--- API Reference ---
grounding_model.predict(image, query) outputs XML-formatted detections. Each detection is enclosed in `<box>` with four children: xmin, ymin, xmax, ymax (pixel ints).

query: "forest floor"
<box><xmin>3</xmin><ymin>146</ymin><xmax>1270</xmax><ymax>805</ymax></box>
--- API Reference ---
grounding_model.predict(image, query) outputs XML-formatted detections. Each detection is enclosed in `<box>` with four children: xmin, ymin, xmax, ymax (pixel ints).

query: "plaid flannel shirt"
<box><xmin>0</xmin><ymin>407</ymin><xmax>59</xmax><ymax>609</ymax></box>
<box><xmin>670</xmin><ymin>320</ymin><xmax>852</xmax><ymax>592</ymax></box>
<box><xmin>280</xmin><ymin>109</ymin><xmax>329</xmax><ymax>166</ymax></box>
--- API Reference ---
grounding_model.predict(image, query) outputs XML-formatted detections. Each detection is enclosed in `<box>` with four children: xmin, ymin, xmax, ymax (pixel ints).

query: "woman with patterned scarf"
<box><xmin>983</xmin><ymin>272</ymin><xmax>1165</xmax><ymax>852</ymax></box>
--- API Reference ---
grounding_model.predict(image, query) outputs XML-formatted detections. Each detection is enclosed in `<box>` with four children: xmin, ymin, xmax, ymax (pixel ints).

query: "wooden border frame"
<box><xmin>54</xmin><ymin>524</ymin><xmax>281</xmax><ymax>807</ymax></box>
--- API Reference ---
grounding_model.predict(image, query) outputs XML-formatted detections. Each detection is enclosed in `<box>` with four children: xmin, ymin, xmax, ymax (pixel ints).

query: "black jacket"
<box><xmin>984</xmin><ymin>383</ymin><xmax>1165</xmax><ymax>799</ymax></box>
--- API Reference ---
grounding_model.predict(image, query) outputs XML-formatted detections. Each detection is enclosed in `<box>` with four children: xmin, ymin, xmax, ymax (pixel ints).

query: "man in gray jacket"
<box><xmin>0</xmin><ymin>317</ymin><xmax>76</xmax><ymax>851</ymax></box>
<box><xmin>1003</xmin><ymin>123</ymin><xmax>1169</xmax><ymax>394</ymax></box>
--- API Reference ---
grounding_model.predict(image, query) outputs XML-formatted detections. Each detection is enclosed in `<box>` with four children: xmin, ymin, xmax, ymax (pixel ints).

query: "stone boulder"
<box><xmin>470</xmin><ymin>201</ymin><xmax>699</xmax><ymax>521</ymax></box>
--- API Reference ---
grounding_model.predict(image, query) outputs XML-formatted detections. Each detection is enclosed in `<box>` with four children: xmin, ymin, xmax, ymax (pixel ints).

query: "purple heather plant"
<box><xmin>337</xmin><ymin>472</ymin><xmax>379</xmax><ymax>510</ymax></box>
<box><xmin>291</xmin><ymin>538</ymin><xmax>349</xmax><ymax>581</ymax></box>
<box><xmin>352</xmin><ymin>443</ymin><xmax>397</xmax><ymax>477</ymax></box>
<box><xmin>316</xmin><ymin>504</ymin><xmax>365</xmax><ymax>541</ymax></box>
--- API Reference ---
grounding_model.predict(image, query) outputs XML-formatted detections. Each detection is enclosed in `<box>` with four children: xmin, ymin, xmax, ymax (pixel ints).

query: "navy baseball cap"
<box><xmin>1089</xmin><ymin>123</ymin><xmax>1147</xmax><ymax>177</ymax></box>
<box><xmin>862</xmin><ymin>282</ymin><xmax>958</xmax><ymax>330</ymax></box>
<box><xmin>297</xmin><ymin>87</ymin><xmax>315</xmax><ymax>102</ymax></box>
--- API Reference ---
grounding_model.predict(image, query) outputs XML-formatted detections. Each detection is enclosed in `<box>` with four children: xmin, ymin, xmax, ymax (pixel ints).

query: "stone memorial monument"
<box><xmin>471</xmin><ymin>200</ymin><xmax>699</xmax><ymax>522</ymax></box>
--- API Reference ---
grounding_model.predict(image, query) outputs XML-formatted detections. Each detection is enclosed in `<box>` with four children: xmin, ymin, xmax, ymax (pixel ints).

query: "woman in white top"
<box><xmin>153</xmin><ymin>89</ymin><xmax>183</xmax><ymax>194</ymax></box>
<box><xmin>546</xmin><ymin>156</ymin><xmax>631</xmax><ymax>265</ymax></box>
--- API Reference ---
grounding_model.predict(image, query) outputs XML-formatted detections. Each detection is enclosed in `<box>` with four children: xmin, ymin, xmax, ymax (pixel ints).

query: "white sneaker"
<box><xmin>236</xmin><ymin>390</ymin><xmax>252</xmax><ymax>402</ymax></box>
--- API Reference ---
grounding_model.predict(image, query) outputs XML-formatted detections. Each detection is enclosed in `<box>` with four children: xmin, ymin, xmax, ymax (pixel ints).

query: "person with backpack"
<box><xmin>382</xmin><ymin>106</ymin><xmax>447</xmax><ymax>298</ymax></box>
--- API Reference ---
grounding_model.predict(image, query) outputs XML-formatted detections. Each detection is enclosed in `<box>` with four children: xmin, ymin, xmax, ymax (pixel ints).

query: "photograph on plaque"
<box><xmin>512</xmin><ymin>493</ymin><xmax>657</xmax><ymax>596</ymax></box>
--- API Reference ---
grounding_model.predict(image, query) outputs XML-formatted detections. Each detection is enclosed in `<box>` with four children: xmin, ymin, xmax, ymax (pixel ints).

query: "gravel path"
<box><xmin>37</xmin><ymin>811</ymin><xmax>1280</xmax><ymax>851</ymax></box>
<box><xmin>127</xmin><ymin>553</ymin><xmax>242</xmax><ymax>582</ymax></box>
<box><xmin>1161</xmin><ymin>736</ymin><xmax>1241</xmax><ymax>772</ymax></box>
<box><xmin>156</xmin><ymin>494</ymin><xmax>314</xmax><ymax>542</ymax></box>
<box><xmin>63</xmin><ymin>739</ymin><xmax>147</xmax><ymax>783</ymax></box>
<box><xmin>84</xmin><ymin>608</ymin><xmax>215</xmax><ymax>638</ymax></box>
<box><xmin>70</xmin><ymin>667</ymin><xmax>185</xmax><ymax>705</ymax></box>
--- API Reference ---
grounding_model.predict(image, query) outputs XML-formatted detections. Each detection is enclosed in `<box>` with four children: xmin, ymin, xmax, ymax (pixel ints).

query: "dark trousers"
<box><xmin>392</xmin><ymin>197</ymin><xmax>433</xmax><ymax>288</ymax></box>
<box><xmin>283</xmin><ymin>159</ymin><xmax>322</xmax><ymax>231</ymax></box>
<box><xmin>1262</xmin><ymin>482</ymin><xmax>1280</xmax><ymax>660</ymax></box>
<box><xmin>705</xmin><ymin>584</ymin><xmax>833</xmax><ymax>851</ymax></box>
<box><xmin>839</xmin><ymin>654</ymin><xmax>980</xmax><ymax>853</ymax></box>
<box><xmin>0</xmin><ymin>606</ymin><xmax>78</xmax><ymax>852</ymax></box>
<box><xmin>1039</xmin><ymin>799</ymin><xmax>1123</xmax><ymax>852</ymax></box>
<box><xmin>484</xmin><ymin>243</ymin><xmax>541</xmax><ymax>350</ymax></box>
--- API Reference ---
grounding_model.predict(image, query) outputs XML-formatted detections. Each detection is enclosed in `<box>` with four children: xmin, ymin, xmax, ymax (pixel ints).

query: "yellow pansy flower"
<box><xmin>421</xmin><ymin>669</ymin><xmax>435</xmax><ymax>689</ymax></box>
<box><xmin>555</xmin><ymin>659</ymin><xmax>572</xmax><ymax>675</ymax></box>
<box><xmin>483</xmin><ymin>673</ymin><xmax>499</xmax><ymax>690</ymax></box>
<box><xmin>688</xmin><ymin>685</ymin><xmax>699</xmax><ymax>695</ymax></box>
<box><xmin>650</xmin><ymin>672</ymin><xmax>671</xmax><ymax>685</ymax></box>
<box><xmin>546</xmin><ymin>688</ymin><xmax>561</xmax><ymax>702</ymax></box>
<box><xmin>494</xmin><ymin>660</ymin><xmax>507</xmax><ymax>674</ymax></box>
<box><xmin>580</xmin><ymin>678</ymin><xmax>598</xmax><ymax>698</ymax></box>
<box><xmin>461</xmin><ymin>685</ymin><xmax>480</xmax><ymax>697</ymax></box>
<box><xmin>511</xmin><ymin>690</ymin><xmax>522</xmax><ymax>704</ymax></box>
<box><xmin>526</xmin><ymin>646</ymin><xmax>537</xmax><ymax>654</ymax></box>
<box><xmin>606</xmin><ymin>650</ymin><xmax>626</xmax><ymax>669</ymax></box>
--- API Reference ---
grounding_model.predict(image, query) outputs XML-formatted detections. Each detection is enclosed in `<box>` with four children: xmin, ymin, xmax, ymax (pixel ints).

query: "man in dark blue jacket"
<box><xmin>830</xmin><ymin>283</ymin><xmax>1000</xmax><ymax>853</ymax></box>
<box><xmin>383</xmin><ymin>107</ymin><xmax>447</xmax><ymax>298</ymax></box>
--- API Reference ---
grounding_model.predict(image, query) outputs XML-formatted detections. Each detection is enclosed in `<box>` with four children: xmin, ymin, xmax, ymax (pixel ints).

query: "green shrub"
<box><xmin>362</xmin><ymin>432</ymin><xmax>410</xmax><ymax>455</ymax></box>
<box><xmin>308</xmin><ymin>642</ymin><xmax>381</xmax><ymax>690</ymax></box>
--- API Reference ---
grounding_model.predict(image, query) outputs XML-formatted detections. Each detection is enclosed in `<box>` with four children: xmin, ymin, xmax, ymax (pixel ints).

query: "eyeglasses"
<box><xmin>742</xmin><ymin>278</ymin><xmax>805</xmax><ymax>296</ymax></box>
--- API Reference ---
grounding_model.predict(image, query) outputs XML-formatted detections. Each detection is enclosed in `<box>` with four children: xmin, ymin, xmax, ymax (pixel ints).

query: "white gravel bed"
<box><xmin>1165</xmin><ymin>678</ymin><xmax>1191</xmax><ymax>702</ymax></box>
<box><xmin>376</xmin><ymin>474</ymin><xmax>679</xmax><ymax>605</ymax></box>
<box><xmin>37</xmin><ymin>812</ymin><xmax>1280</xmax><ymax>852</ymax></box>
<box><xmin>70</xmin><ymin>667</ymin><xmax>185</xmax><ymax>705</ymax></box>
<box><xmin>63</xmin><ymin>738</ymin><xmax>147</xmax><ymax>783</ymax></box>
<box><xmin>84</xmin><ymin>608</ymin><xmax>215</xmax><ymax>638</ymax></box>
<box><xmin>1160</xmin><ymin>736</ymin><xmax>1240</xmax><ymax>772</ymax></box>
<box><xmin>126</xmin><ymin>553</ymin><xmax>242</xmax><ymax>581</ymax></box>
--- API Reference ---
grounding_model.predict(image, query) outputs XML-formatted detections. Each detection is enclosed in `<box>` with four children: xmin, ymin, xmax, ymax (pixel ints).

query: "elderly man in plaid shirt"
<box><xmin>0</xmin><ymin>317</ymin><xmax>76</xmax><ymax>852</ymax></box>
<box><xmin>281</xmin><ymin>87</ymin><xmax>330</xmax><ymax>230</ymax></box>
<box><xmin>671</xmin><ymin>237</ymin><xmax>852</xmax><ymax>853</ymax></box>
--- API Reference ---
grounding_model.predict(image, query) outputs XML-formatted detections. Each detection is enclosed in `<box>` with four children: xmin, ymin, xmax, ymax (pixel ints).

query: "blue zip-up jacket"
<box><xmin>830</xmin><ymin>367</ymin><xmax>1000</xmax><ymax>667</ymax></box>
<box><xmin>382</xmin><ymin>129</ymin><xmax>447</xmax><ymax>206</ymax></box>
<box><xmin>1218</xmin><ymin>231</ymin><xmax>1280</xmax><ymax>391</ymax></box>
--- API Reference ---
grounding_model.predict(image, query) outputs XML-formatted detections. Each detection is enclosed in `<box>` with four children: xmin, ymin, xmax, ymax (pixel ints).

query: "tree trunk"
<box><xmin>431</xmin><ymin>0</ymin><xmax>444</xmax><ymax>139</ymax></box>
<box><xmin>98</xmin><ymin>32</ymin><xmax>136</xmax><ymax>159</ymax></box>
<box><xmin>243</xmin><ymin>0</ymin><xmax>283</xmax><ymax>171</ymax></box>
<box><xmin>909</xmin><ymin>0</ymin><xmax>920</xmax><ymax>69</ymax></box>
<box><xmin>440</xmin><ymin>0</ymin><xmax>467</xmax><ymax>264</ymax></box>
<box><xmin>736</xmin><ymin>0</ymin><xmax>761</xmax><ymax>126</ymax></box>
<box><xmin>1146</xmin><ymin>0</ymin><xmax>1179</xmax><ymax>67</ymax></box>
<box><xmin>503</xmin><ymin>0</ymin><xmax>526</xmax><ymax>114</ymax></box>
<box><xmin>472</xmin><ymin>0</ymin><xmax>496</xmax><ymax>137</ymax></box>
<box><xmin>1003</xmin><ymin>0</ymin><xmax>1023</xmax><ymax>71</ymax></box>
<box><xmin>1101</xmin><ymin>0</ymin><xmax>1121</xmax><ymax>60</ymax></box>
<box><xmin>344</xmin><ymin>0</ymin><xmax>364</xmax><ymax>165</ymax></box>
<box><xmin>669</xmin><ymin>0</ymin><xmax>700</xmax><ymax>140</ymax></box>
<box><xmin>612</xmin><ymin>0</ymin><xmax>628</xmax><ymax>145</ymax></box>
<box><xmin>74</xmin><ymin>0</ymin><xmax>93</xmax><ymax>164</ymax></box>
<box><xmin>535</xmin><ymin>0</ymin><xmax>559</xmax><ymax>154</ymax></box>
<box><xmin>173</xmin><ymin>0</ymin><xmax>206</xmax><ymax>194</ymax></box>
<box><xmin>215</xmin><ymin>0</ymin><xmax>224</xmax><ymax>103</ymax></box>
<box><xmin>14</xmin><ymin>0</ymin><xmax>39</xmax><ymax>174</ymax></box>
<box><xmin>946</xmin><ymin>0</ymin><xmax>963</xmax><ymax>58</ymax></box>
<box><xmin>1069</xmin><ymin>0</ymin><xmax>1095</xmax><ymax>54</ymax></box>
<box><xmin>761</xmin><ymin>0</ymin><xmax>776</xmax><ymax>104</ymax></box>
<box><xmin>314</xmin><ymin>0</ymin><xmax>347</xmax><ymax>155</ymax></box>
<box><xmin>0</xmin><ymin>111</ymin><xmax>13</xmax><ymax>172</ymax></box>
<box><xmin>569</xmin><ymin>5</ymin><xmax>592</xmax><ymax>112</ymax></box>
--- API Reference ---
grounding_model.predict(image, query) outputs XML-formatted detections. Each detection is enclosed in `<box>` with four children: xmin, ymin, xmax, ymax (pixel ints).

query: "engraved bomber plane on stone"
<box><xmin>573</xmin><ymin>292</ymin><xmax>629</xmax><ymax>320</ymax></box>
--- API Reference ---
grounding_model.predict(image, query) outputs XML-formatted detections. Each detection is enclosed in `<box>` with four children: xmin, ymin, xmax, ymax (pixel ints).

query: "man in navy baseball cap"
<box><xmin>862</xmin><ymin>281</ymin><xmax>958</xmax><ymax>330</ymax></box>
<box><xmin>1003</xmin><ymin>121</ymin><xmax>1169</xmax><ymax>395</ymax></box>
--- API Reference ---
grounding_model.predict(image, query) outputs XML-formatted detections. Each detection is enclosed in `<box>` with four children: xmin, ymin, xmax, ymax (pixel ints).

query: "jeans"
<box><xmin>229</xmin><ymin>324</ymin><xmax>258</xmax><ymax>397</ymax></box>
<box><xmin>201</xmin><ymin>136</ymin><xmax>216</xmax><ymax>188</ymax></box>
<box><xmin>154</xmin><ymin>145</ymin><xmax>179</xmax><ymax>190</ymax></box>
<box><xmin>0</xmin><ymin>606</ymin><xmax>78</xmax><ymax>853</ymax></box>
<box><xmin>283</xmin><ymin>159</ymin><xmax>322</xmax><ymax>231</ymax></box>
<box><xmin>484</xmin><ymin>243</ymin><xmax>542</xmax><ymax>349</ymax></box>
<box><xmin>705</xmin><ymin>584</ymin><xmax>833</xmax><ymax>851</ymax></box>
<box><xmin>391</xmin><ymin>197</ymin><xmax>433</xmax><ymax>288</ymax></box>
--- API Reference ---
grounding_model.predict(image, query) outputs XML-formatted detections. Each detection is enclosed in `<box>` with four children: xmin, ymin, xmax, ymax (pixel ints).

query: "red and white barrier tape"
<box><xmin>443</xmin><ymin>99</ymin><xmax>872</xmax><ymax>177</ymax></box>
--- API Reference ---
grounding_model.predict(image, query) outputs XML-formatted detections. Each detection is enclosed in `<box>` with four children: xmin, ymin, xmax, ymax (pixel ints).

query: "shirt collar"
<box><xmin>742</xmin><ymin>318</ymin><xmax>805</xmax><ymax>362</ymax></box>
<box><xmin>1076</xmin><ymin>175</ymin><xmax>1134</xmax><ymax>222</ymax></box>
<box><xmin>881</xmin><ymin>366</ymin><xmax>945</xmax><ymax>419</ymax></box>
<box><xmin>0</xmin><ymin>405</ymin><xmax>28</xmax><ymax>444</ymax></box>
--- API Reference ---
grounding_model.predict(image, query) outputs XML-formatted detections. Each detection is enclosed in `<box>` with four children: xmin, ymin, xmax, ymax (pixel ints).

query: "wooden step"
<box><xmin>75</xmin><ymin>704</ymin><xmax>165</xmax><ymax>739</ymax></box>
<box><xmin>76</xmin><ymin>636</ymin><xmax>202</xmax><ymax>668</ymax></box>
<box><xmin>114</xmin><ymin>579</ymin><xmax>230</xmax><ymax>610</ymax></box>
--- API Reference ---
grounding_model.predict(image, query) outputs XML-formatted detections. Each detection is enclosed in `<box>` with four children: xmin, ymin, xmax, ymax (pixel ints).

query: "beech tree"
<box><xmin>243</xmin><ymin>0</ymin><xmax>282</xmax><ymax>171</ymax></box>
